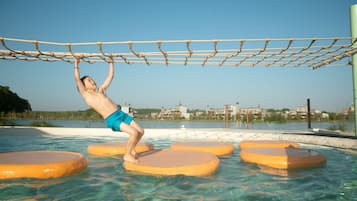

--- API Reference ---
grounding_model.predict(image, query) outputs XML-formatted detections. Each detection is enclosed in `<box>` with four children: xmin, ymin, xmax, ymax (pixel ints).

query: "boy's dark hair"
<box><xmin>80</xmin><ymin>76</ymin><xmax>89</xmax><ymax>86</ymax></box>
<box><xmin>76</xmin><ymin>75</ymin><xmax>89</xmax><ymax>92</ymax></box>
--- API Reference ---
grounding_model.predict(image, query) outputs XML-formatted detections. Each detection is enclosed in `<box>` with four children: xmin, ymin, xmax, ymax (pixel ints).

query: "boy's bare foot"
<box><xmin>131</xmin><ymin>150</ymin><xmax>138</xmax><ymax>159</ymax></box>
<box><xmin>124</xmin><ymin>154</ymin><xmax>138</xmax><ymax>163</ymax></box>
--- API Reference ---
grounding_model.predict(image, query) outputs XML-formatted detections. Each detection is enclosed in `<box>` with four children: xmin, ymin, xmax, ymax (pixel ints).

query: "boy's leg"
<box><xmin>126</xmin><ymin>121</ymin><xmax>144</xmax><ymax>158</ymax></box>
<box><xmin>129</xmin><ymin>121</ymin><xmax>144</xmax><ymax>145</ymax></box>
<box><xmin>119</xmin><ymin>123</ymin><xmax>140</xmax><ymax>163</ymax></box>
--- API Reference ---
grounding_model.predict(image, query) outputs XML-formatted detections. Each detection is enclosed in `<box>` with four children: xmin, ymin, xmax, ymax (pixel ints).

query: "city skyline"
<box><xmin>110</xmin><ymin>100</ymin><xmax>351</xmax><ymax>114</ymax></box>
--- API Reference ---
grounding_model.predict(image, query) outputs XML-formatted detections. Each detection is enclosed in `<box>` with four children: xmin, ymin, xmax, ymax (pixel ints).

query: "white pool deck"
<box><xmin>1</xmin><ymin>127</ymin><xmax>356</xmax><ymax>150</ymax></box>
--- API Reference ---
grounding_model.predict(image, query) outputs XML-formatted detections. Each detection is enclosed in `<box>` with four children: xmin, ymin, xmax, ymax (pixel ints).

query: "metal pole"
<box><xmin>350</xmin><ymin>5</ymin><xmax>357</xmax><ymax>136</ymax></box>
<box><xmin>307</xmin><ymin>98</ymin><xmax>311</xmax><ymax>129</ymax></box>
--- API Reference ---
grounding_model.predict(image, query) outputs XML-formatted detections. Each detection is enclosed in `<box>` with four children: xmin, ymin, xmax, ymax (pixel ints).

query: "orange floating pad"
<box><xmin>124</xmin><ymin>149</ymin><xmax>220</xmax><ymax>176</ymax></box>
<box><xmin>170</xmin><ymin>141</ymin><xmax>234</xmax><ymax>156</ymax></box>
<box><xmin>0</xmin><ymin>151</ymin><xmax>88</xmax><ymax>179</ymax></box>
<box><xmin>239</xmin><ymin>140</ymin><xmax>299</xmax><ymax>150</ymax></box>
<box><xmin>240</xmin><ymin>147</ymin><xmax>326</xmax><ymax>169</ymax></box>
<box><xmin>87</xmin><ymin>142</ymin><xmax>154</xmax><ymax>156</ymax></box>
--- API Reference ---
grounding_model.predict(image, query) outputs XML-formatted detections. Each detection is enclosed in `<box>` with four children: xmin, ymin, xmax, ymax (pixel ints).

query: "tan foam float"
<box><xmin>87</xmin><ymin>142</ymin><xmax>154</xmax><ymax>156</ymax></box>
<box><xmin>170</xmin><ymin>141</ymin><xmax>234</xmax><ymax>156</ymax></box>
<box><xmin>0</xmin><ymin>151</ymin><xmax>88</xmax><ymax>179</ymax></box>
<box><xmin>240</xmin><ymin>147</ymin><xmax>326</xmax><ymax>169</ymax></box>
<box><xmin>239</xmin><ymin>140</ymin><xmax>300</xmax><ymax>149</ymax></box>
<box><xmin>124</xmin><ymin>149</ymin><xmax>220</xmax><ymax>176</ymax></box>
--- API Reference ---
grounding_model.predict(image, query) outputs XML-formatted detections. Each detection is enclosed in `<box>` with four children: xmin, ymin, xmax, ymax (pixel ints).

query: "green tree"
<box><xmin>0</xmin><ymin>86</ymin><xmax>31</xmax><ymax>113</ymax></box>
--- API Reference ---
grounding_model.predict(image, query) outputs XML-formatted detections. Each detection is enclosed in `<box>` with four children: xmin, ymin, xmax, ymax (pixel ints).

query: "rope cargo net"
<box><xmin>0</xmin><ymin>37</ymin><xmax>356</xmax><ymax>69</ymax></box>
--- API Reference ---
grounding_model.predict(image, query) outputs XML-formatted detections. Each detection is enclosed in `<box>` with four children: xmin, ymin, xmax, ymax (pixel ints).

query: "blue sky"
<box><xmin>0</xmin><ymin>0</ymin><xmax>356</xmax><ymax>112</ymax></box>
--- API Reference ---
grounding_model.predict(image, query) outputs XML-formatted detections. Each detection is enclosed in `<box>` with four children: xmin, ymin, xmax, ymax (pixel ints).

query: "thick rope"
<box><xmin>0</xmin><ymin>36</ymin><xmax>354</xmax><ymax>69</ymax></box>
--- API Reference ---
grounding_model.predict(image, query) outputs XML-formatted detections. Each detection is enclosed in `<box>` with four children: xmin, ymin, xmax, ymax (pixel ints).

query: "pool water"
<box><xmin>0</xmin><ymin>133</ymin><xmax>356</xmax><ymax>201</ymax></box>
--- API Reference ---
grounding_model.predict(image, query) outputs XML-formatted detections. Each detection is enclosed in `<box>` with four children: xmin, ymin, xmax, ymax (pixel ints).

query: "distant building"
<box><xmin>176</xmin><ymin>104</ymin><xmax>190</xmax><ymax>119</ymax></box>
<box><xmin>229</xmin><ymin>103</ymin><xmax>240</xmax><ymax>119</ymax></box>
<box><xmin>239</xmin><ymin>107</ymin><xmax>264</xmax><ymax>119</ymax></box>
<box><xmin>158</xmin><ymin>104</ymin><xmax>190</xmax><ymax>120</ymax></box>
<box><xmin>152</xmin><ymin>102</ymin><xmax>332</xmax><ymax>121</ymax></box>
<box><xmin>206</xmin><ymin>106</ymin><xmax>225</xmax><ymax>115</ymax></box>
<box><xmin>340</xmin><ymin>103</ymin><xmax>354</xmax><ymax>119</ymax></box>
<box><xmin>295</xmin><ymin>106</ymin><xmax>307</xmax><ymax>118</ymax></box>
<box><xmin>206</xmin><ymin>103</ymin><xmax>265</xmax><ymax>120</ymax></box>
<box><xmin>321</xmin><ymin>112</ymin><xmax>330</xmax><ymax>119</ymax></box>
<box><xmin>287</xmin><ymin>106</ymin><xmax>328</xmax><ymax>120</ymax></box>
<box><xmin>342</xmin><ymin>109</ymin><xmax>349</xmax><ymax>115</ymax></box>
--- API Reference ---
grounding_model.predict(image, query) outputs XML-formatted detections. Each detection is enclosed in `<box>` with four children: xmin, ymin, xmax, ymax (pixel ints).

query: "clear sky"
<box><xmin>1</xmin><ymin>0</ymin><xmax>356</xmax><ymax>112</ymax></box>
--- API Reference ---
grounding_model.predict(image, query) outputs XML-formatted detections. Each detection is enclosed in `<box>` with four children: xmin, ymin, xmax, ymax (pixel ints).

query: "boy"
<box><xmin>74</xmin><ymin>57</ymin><xmax>144</xmax><ymax>163</ymax></box>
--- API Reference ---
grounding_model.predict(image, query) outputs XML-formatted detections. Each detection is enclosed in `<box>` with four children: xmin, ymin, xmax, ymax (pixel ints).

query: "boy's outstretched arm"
<box><xmin>74</xmin><ymin>57</ymin><xmax>85</xmax><ymax>93</ymax></box>
<box><xmin>99</xmin><ymin>60</ymin><xmax>114</xmax><ymax>93</ymax></box>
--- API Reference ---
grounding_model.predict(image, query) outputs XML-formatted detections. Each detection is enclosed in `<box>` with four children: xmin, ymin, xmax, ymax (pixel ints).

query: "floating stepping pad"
<box><xmin>87</xmin><ymin>142</ymin><xmax>154</xmax><ymax>156</ymax></box>
<box><xmin>0</xmin><ymin>151</ymin><xmax>88</xmax><ymax>179</ymax></box>
<box><xmin>258</xmin><ymin>166</ymin><xmax>293</xmax><ymax>176</ymax></box>
<box><xmin>239</xmin><ymin>140</ymin><xmax>299</xmax><ymax>150</ymax></box>
<box><xmin>240</xmin><ymin>147</ymin><xmax>326</xmax><ymax>169</ymax></box>
<box><xmin>123</xmin><ymin>149</ymin><xmax>220</xmax><ymax>176</ymax></box>
<box><xmin>171</xmin><ymin>141</ymin><xmax>234</xmax><ymax>156</ymax></box>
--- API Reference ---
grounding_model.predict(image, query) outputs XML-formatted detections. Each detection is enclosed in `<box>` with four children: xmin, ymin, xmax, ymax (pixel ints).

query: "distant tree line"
<box><xmin>6</xmin><ymin>108</ymin><xmax>162</xmax><ymax>121</ymax></box>
<box><xmin>3</xmin><ymin>109</ymin><xmax>102</xmax><ymax>121</ymax></box>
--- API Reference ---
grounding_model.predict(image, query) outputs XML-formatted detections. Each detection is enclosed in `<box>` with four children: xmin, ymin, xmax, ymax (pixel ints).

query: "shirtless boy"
<box><xmin>74</xmin><ymin>57</ymin><xmax>144</xmax><ymax>163</ymax></box>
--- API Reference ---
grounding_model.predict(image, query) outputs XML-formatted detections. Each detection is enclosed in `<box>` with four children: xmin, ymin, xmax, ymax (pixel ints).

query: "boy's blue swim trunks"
<box><xmin>105</xmin><ymin>109</ymin><xmax>134</xmax><ymax>131</ymax></box>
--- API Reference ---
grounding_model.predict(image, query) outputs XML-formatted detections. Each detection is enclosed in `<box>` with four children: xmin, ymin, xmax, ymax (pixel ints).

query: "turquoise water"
<box><xmin>0</xmin><ymin>132</ymin><xmax>357</xmax><ymax>200</ymax></box>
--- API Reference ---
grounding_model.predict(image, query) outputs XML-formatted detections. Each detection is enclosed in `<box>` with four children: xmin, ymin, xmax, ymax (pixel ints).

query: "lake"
<box><xmin>13</xmin><ymin>119</ymin><xmax>354</xmax><ymax>132</ymax></box>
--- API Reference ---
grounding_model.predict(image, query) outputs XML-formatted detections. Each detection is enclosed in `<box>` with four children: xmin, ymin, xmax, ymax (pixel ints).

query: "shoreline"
<box><xmin>1</xmin><ymin>126</ymin><xmax>356</xmax><ymax>151</ymax></box>
<box><xmin>5</xmin><ymin>119</ymin><xmax>355</xmax><ymax>133</ymax></box>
